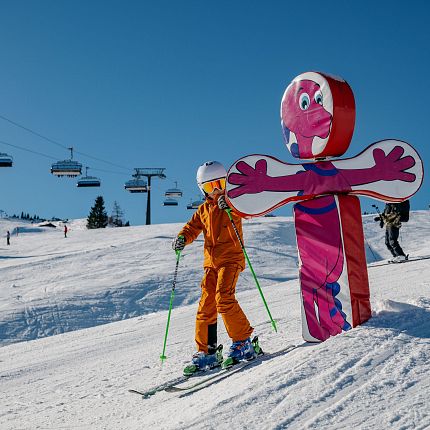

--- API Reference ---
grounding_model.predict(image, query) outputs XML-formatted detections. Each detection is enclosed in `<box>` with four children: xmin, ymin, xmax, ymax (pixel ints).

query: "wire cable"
<box><xmin>0</xmin><ymin>139</ymin><xmax>59</xmax><ymax>161</ymax></box>
<box><xmin>0</xmin><ymin>113</ymin><xmax>198</xmax><ymax>203</ymax></box>
<box><xmin>0</xmin><ymin>113</ymin><xmax>130</xmax><ymax>172</ymax></box>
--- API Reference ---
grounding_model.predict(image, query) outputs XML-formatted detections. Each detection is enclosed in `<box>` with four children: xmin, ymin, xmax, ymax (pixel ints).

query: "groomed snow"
<box><xmin>0</xmin><ymin>212</ymin><xmax>429</xmax><ymax>429</ymax></box>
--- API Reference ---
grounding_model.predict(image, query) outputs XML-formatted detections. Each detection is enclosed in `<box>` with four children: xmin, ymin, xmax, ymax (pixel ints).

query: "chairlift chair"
<box><xmin>187</xmin><ymin>197</ymin><xmax>205</xmax><ymax>210</ymax></box>
<box><xmin>124</xmin><ymin>178</ymin><xmax>148</xmax><ymax>193</ymax></box>
<box><xmin>165</xmin><ymin>181</ymin><xmax>183</xmax><ymax>198</ymax></box>
<box><xmin>51</xmin><ymin>147</ymin><xmax>82</xmax><ymax>177</ymax></box>
<box><xmin>77</xmin><ymin>167</ymin><xmax>101</xmax><ymax>187</ymax></box>
<box><xmin>163</xmin><ymin>198</ymin><xmax>179</xmax><ymax>206</ymax></box>
<box><xmin>0</xmin><ymin>152</ymin><xmax>13</xmax><ymax>167</ymax></box>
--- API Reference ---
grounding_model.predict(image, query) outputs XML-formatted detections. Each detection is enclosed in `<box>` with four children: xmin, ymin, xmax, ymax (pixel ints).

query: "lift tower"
<box><xmin>125</xmin><ymin>168</ymin><xmax>166</xmax><ymax>225</ymax></box>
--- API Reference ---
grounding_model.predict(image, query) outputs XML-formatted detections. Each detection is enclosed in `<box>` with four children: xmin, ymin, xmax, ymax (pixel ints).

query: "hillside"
<box><xmin>0</xmin><ymin>212</ymin><xmax>429</xmax><ymax>429</ymax></box>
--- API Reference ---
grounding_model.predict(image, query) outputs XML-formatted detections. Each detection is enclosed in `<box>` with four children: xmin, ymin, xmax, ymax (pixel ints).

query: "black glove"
<box><xmin>218</xmin><ymin>195</ymin><xmax>230</xmax><ymax>211</ymax></box>
<box><xmin>374</xmin><ymin>216</ymin><xmax>384</xmax><ymax>228</ymax></box>
<box><xmin>172</xmin><ymin>235</ymin><xmax>185</xmax><ymax>251</ymax></box>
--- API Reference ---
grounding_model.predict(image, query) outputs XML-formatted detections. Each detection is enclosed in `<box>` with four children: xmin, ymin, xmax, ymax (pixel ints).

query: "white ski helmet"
<box><xmin>196</xmin><ymin>161</ymin><xmax>227</xmax><ymax>195</ymax></box>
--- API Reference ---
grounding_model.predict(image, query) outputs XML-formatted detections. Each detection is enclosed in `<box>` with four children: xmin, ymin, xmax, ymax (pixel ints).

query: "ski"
<box><xmin>129</xmin><ymin>361</ymin><xmax>225</xmax><ymax>398</ymax></box>
<box><xmin>165</xmin><ymin>344</ymin><xmax>298</xmax><ymax>394</ymax></box>
<box><xmin>368</xmin><ymin>255</ymin><xmax>430</xmax><ymax>268</ymax></box>
<box><xmin>164</xmin><ymin>359</ymin><xmax>254</xmax><ymax>393</ymax></box>
<box><xmin>129</xmin><ymin>374</ymin><xmax>191</xmax><ymax>398</ymax></box>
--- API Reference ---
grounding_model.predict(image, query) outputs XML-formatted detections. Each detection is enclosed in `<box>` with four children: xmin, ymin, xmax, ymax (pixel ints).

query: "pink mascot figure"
<box><xmin>226</xmin><ymin>71</ymin><xmax>423</xmax><ymax>342</ymax></box>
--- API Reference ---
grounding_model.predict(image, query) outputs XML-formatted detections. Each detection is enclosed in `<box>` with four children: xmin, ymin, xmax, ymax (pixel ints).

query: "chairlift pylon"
<box><xmin>125</xmin><ymin>168</ymin><xmax>166</xmax><ymax>225</ymax></box>
<box><xmin>51</xmin><ymin>147</ymin><xmax>82</xmax><ymax>177</ymax></box>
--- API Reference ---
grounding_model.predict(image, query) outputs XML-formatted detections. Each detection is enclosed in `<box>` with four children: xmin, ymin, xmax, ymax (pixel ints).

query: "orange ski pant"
<box><xmin>195</xmin><ymin>264</ymin><xmax>253</xmax><ymax>353</ymax></box>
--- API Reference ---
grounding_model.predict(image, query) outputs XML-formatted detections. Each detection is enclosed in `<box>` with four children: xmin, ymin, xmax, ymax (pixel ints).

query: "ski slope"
<box><xmin>0</xmin><ymin>212</ymin><xmax>429</xmax><ymax>429</ymax></box>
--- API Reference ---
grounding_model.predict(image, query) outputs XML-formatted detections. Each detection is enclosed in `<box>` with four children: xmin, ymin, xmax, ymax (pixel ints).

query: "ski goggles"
<box><xmin>201</xmin><ymin>178</ymin><xmax>226</xmax><ymax>194</ymax></box>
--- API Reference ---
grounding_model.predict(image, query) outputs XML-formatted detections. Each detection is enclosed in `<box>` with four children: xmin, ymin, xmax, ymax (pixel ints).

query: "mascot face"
<box><xmin>281</xmin><ymin>72</ymin><xmax>355</xmax><ymax>160</ymax></box>
<box><xmin>281</xmin><ymin>79</ymin><xmax>332</xmax><ymax>158</ymax></box>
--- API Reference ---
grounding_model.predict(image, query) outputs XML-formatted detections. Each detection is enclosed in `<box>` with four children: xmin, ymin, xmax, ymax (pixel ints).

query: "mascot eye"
<box><xmin>314</xmin><ymin>90</ymin><xmax>323</xmax><ymax>105</ymax></box>
<box><xmin>299</xmin><ymin>93</ymin><xmax>310</xmax><ymax>110</ymax></box>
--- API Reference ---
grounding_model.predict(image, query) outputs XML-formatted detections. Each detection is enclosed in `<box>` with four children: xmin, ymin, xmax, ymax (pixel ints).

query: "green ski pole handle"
<box><xmin>160</xmin><ymin>249</ymin><xmax>181</xmax><ymax>362</ymax></box>
<box><xmin>225</xmin><ymin>209</ymin><xmax>277</xmax><ymax>333</ymax></box>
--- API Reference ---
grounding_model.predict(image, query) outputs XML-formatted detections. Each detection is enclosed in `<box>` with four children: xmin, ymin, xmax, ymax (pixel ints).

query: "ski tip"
<box><xmin>129</xmin><ymin>389</ymin><xmax>147</xmax><ymax>396</ymax></box>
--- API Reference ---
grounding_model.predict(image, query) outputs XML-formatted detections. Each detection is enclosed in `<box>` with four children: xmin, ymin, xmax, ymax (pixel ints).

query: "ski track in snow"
<box><xmin>0</xmin><ymin>212</ymin><xmax>429</xmax><ymax>429</ymax></box>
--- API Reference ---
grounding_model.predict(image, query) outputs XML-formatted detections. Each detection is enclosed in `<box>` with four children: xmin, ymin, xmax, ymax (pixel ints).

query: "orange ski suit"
<box><xmin>179</xmin><ymin>196</ymin><xmax>253</xmax><ymax>353</ymax></box>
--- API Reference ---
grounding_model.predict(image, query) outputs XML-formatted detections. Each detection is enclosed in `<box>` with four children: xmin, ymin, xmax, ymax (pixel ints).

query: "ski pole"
<box><xmin>160</xmin><ymin>250</ymin><xmax>181</xmax><ymax>363</ymax></box>
<box><xmin>372</xmin><ymin>203</ymin><xmax>385</xmax><ymax>229</ymax></box>
<box><xmin>225</xmin><ymin>208</ymin><xmax>277</xmax><ymax>333</ymax></box>
<box><xmin>364</xmin><ymin>237</ymin><xmax>377</xmax><ymax>262</ymax></box>
<box><xmin>372</xmin><ymin>204</ymin><xmax>381</xmax><ymax>217</ymax></box>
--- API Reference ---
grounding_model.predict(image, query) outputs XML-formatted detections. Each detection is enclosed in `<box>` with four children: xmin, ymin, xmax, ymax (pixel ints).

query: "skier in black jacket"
<box><xmin>375</xmin><ymin>202</ymin><xmax>408</xmax><ymax>262</ymax></box>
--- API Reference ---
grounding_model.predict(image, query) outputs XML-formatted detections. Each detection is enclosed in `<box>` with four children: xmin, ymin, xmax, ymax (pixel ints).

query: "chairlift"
<box><xmin>165</xmin><ymin>181</ymin><xmax>183</xmax><ymax>198</ymax></box>
<box><xmin>51</xmin><ymin>147</ymin><xmax>82</xmax><ymax>177</ymax></box>
<box><xmin>163</xmin><ymin>198</ymin><xmax>178</xmax><ymax>207</ymax></box>
<box><xmin>0</xmin><ymin>152</ymin><xmax>13</xmax><ymax>167</ymax></box>
<box><xmin>77</xmin><ymin>167</ymin><xmax>101</xmax><ymax>188</ymax></box>
<box><xmin>124</xmin><ymin>172</ymin><xmax>148</xmax><ymax>193</ymax></box>
<box><xmin>187</xmin><ymin>197</ymin><xmax>205</xmax><ymax>210</ymax></box>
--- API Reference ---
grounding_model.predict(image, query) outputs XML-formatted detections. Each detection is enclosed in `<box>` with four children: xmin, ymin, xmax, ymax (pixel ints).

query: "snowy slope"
<box><xmin>0</xmin><ymin>212</ymin><xmax>429</xmax><ymax>429</ymax></box>
<box><xmin>0</xmin><ymin>216</ymin><xmax>299</xmax><ymax>345</ymax></box>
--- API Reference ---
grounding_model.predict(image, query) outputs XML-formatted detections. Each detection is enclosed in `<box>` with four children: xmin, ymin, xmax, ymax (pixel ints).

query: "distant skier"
<box><xmin>64</xmin><ymin>225</ymin><xmax>68</xmax><ymax>238</ymax></box>
<box><xmin>6</xmin><ymin>230</ymin><xmax>10</xmax><ymax>245</ymax></box>
<box><xmin>375</xmin><ymin>201</ymin><xmax>409</xmax><ymax>262</ymax></box>
<box><xmin>172</xmin><ymin>161</ymin><xmax>262</xmax><ymax>376</ymax></box>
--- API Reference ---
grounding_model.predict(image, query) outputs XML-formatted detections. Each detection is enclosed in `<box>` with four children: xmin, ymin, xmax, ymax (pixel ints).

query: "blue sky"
<box><xmin>0</xmin><ymin>1</ymin><xmax>428</xmax><ymax>226</ymax></box>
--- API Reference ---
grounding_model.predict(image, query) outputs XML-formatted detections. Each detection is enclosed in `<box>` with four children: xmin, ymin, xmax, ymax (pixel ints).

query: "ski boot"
<box><xmin>183</xmin><ymin>344</ymin><xmax>223</xmax><ymax>376</ymax></box>
<box><xmin>222</xmin><ymin>336</ymin><xmax>263</xmax><ymax>369</ymax></box>
<box><xmin>391</xmin><ymin>254</ymin><xmax>408</xmax><ymax>263</ymax></box>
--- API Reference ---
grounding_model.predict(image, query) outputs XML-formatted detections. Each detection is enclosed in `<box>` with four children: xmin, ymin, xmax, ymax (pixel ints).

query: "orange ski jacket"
<box><xmin>178</xmin><ymin>197</ymin><xmax>245</xmax><ymax>270</ymax></box>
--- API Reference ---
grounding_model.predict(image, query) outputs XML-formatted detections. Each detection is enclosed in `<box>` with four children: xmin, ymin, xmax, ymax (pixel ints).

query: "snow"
<box><xmin>0</xmin><ymin>211</ymin><xmax>429</xmax><ymax>429</ymax></box>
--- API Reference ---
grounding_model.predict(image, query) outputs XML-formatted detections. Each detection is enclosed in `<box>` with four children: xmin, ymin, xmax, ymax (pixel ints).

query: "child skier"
<box><xmin>172</xmin><ymin>161</ymin><xmax>261</xmax><ymax>376</ymax></box>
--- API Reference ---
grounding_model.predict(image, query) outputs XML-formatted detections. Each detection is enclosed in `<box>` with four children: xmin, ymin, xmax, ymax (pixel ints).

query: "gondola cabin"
<box><xmin>0</xmin><ymin>152</ymin><xmax>13</xmax><ymax>167</ymax></box>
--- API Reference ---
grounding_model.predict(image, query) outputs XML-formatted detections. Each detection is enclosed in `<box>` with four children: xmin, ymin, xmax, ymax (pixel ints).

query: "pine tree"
<box><xmin>87</xmin><ymin>196</ymin><xmax>108</xmax><ymax>229</ymax></box>
<box><xmin>110</xmin><ymin>201</ymin><xmax>124</xmax><ymax>227</ymax></box>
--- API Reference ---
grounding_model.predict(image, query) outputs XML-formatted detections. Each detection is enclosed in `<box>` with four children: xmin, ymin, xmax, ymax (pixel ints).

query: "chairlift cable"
<box><xmin>72</xmin><ymin>149</ymin><xmax>129</xmax><ymax>172</ymax></box>
<box><xmin>0</xmin><ymin>113</ymin><xmax>130</xmax><ymax>172</ymax></box>
<box><xmin>0</xmin><ymin>114</ymin><xmax>201</xmax><ymax>202</ymax></box>
<box><xmin>0</xmin><ymin>139</ymin><xmax>58</xmax><ymax>161</ymax></box>
<box><xmin>0</xmin><ymin>114</ymin><xmax>67</xmax><ymax>150</ymax></box>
